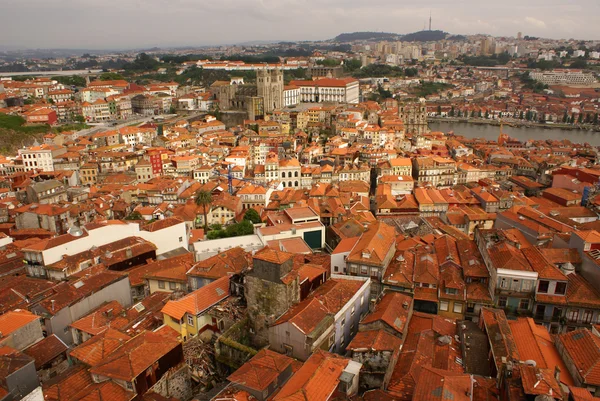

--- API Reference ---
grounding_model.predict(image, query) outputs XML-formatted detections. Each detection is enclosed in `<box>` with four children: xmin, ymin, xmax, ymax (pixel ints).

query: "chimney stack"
<box><xmin>554</xmin><ymin>366</ymin><xmax>561</xmax><ymax>383</ymax></box>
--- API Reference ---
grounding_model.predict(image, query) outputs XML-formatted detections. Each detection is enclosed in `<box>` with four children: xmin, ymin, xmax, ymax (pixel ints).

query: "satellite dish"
<box><xmin>68</xmin><ymin>226</ymin><xmax>83</xmax><ymax>237</ymax></box>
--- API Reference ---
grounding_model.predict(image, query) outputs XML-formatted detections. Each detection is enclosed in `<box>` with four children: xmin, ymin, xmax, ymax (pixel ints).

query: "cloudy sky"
<box><xmin>1</xmin><ymin>0</ymin><xmax>598</xmax><ymax>50</ymax></box>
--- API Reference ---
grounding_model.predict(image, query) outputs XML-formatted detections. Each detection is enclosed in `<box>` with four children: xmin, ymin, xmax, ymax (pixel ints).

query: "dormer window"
<box><xmin>362</xmin><ymin>250</ymin><xmax>371</xmax><ymax>259</ymax></box>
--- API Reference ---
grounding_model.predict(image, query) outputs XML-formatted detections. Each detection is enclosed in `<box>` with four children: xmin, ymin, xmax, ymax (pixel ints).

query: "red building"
<box><xmin>25</xmin><ymin>108</ymin><xmax>57</xmax><ymax>125</ymax></box>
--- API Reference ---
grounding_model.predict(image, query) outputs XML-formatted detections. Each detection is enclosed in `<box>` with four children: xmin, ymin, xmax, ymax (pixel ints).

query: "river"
<box><xmin>428</xmin><ymin>121</ymin><xmax>600</xmax><ymax>146</ymax></box>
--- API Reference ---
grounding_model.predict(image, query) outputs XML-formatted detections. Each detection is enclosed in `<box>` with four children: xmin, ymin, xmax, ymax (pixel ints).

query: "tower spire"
<box><xmin>429</xmin><ymin>11</ymin><xmax>432</xmax><ymax>31</ymax></box>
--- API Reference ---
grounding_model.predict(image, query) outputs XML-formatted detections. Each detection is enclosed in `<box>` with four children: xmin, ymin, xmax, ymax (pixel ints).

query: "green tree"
<box><xmin>316</xmin><ymin>59</ymin><xmax>340</xmax><ymax>67</ymax></box>
<box><xmin>449</xmin><ymin>106</ymin><xmax>455</xmax><ymax>117</ymax></box>
<box><xmin>525</xmin><ymin>110</ymin><xmax>532</xmax><ymax>121</ymax></box>
<box><xmin>73</xmin><ymin>114</ymin><xmax>85</xmax><ymax>123</ymax></box>
<box><xmin>485</xmin><ymin>111</ymin><xmax>489</xmax><ymax>119</ymax></box>
<box><xmin>578</xmin><ymin>113</ymin><xmax>583</xmax><ymax>124</ymax></box>
<box><xmin>195</xmin><ymin>190</ymin><xmax>213</xmax><ymax>231</ymax></box>
<box><xmin>343</xmin><ymin>59</ymin><xmax>362</xmax><ymax>73</ymax></box>
<box><xmin>225</xmin><ymin>220</ymin><xmax>254</xmax><ymax>237</ymax></box>
<box><xmin>125</xmin><ymin>211</ymin><xmax>142</xmax><ymax>220</ymax></box>
<box><xmin>243</xmin><ymin>208</ymin><xmax>262</xmax><ymax>224</ymax></box>
<box><xmin>99</xmin><ymin>72</ymin><xmax>124</xmax><ymax>81</ymax></box>
<box><xmin>562</xmin><ymin>111</ymin><xmax>569</xmax><ymax>123</ymax></box>
<box><xmin>594</xmin><ymin>113</ymin><xmax>599</xmax><ymax>125</ymax></box>
<box><xmin>571</xmin><ymin>113</ymin><xmax>576</xmax><ymax>124</ymax></box>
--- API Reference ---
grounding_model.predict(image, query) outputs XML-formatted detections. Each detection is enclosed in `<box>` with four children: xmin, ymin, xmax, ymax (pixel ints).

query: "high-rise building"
<box><xmin>517</xmin><ymin>32</ymin><xmax>523</xmax><ymax>40</ymax></box>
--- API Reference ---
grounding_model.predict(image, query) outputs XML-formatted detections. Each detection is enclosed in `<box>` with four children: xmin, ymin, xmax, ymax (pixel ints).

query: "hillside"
<box><xmin>333</xmin><ymin>32</ymin><xmax>402</xmax><ymax>42</ymax></box>
<box><xmin>0</xmin><ymin>114</ymin><xmax>47</xmax><ymax>154</ymax></box>
<box><xmin>0</xmin><ymin>114</ymin><xmax>89</xmax><ymax>154</ymax></box>
<box><xmin>400</xmin><ymin>30</ymin><xmax>447</xmax><ymax>42</ymax></box>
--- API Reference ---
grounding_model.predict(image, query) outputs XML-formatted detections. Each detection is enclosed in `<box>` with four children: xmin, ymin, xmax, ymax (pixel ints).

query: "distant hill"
<box><xmin>400</xmin><ymin>30</ymin><xmax>448</xmax><ymax>42</ymax></box>
<box><xmin>333</xmin><ymin>32</ymin><xmax>402</xmax><ymax>42</ymax></box>
<box><xmin>333</xmin><ymin>30</ymin><xmax>452</xmax><ymax>43</ymax></box>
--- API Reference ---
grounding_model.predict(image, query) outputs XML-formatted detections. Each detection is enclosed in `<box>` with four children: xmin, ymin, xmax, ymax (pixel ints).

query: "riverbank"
<box><xmin>428</xmin><ymin>121</ymin><xmax>600</xmax><ymax>146</ymax></box>
<box><xmin>427</xmin><ymin>117</ymin><xmax>600</xmax><ymax>132</ymax></box>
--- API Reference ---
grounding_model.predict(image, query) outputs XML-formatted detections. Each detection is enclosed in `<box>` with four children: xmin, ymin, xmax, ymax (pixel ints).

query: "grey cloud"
<box><xmin>0</xmin><ymin>0</ymin><xmax>598</xmax><ymax>49</ymax></box>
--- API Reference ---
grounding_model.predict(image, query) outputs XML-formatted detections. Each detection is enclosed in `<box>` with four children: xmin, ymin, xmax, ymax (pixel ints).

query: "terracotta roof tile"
<box><xmin>361</xmin><ymin>291</ymin><xmax>412</xmax><ymax>334</ymax></box>
<box><xmin>273</xmin><ymin>350</ymin><xmax>350</xmax><ymax>401</ymax></box>
<box><xmin>347</xmin><ymin>329</ymin><xmax>402</xmax><ymax>352</ymax></box>
<box><xmin>23</xmin><ymin>334</ymin><xmax>67</xmax><ymax>369</ymax></box>
<box><xmin>0</xmin><ymin>309</ymin><xmax>40</xmax><ymax>337</ymax></box>
<box><xmin>228</xmin><ymin>349</ymin><xmax>296</xmax><ymax>392</ymax></box>
<box><xmin>567</xmin><ymin>274</ymin><xmax>600</xmax><ymax>309</ymax></box>
<box><xmin>187</xmin><ymin>247</ymin><xmax>249</xmax><ymax>280</ymax></box>
<box><xmin>89</xmin><ymin>331</ymin><xmax>181</xmax><ymax>382</ymax></box>
<box><xmin>161</xmin><ymin>276</ymin><xmax>229</xmax><ymax>320</ymax></box>
<box><xmin>69</xmin><ymin>328</ymin><xmax>131</xmax><ymax>367</ymax></box>
<box><xmin>42</xmin><ymin>365</ymin><xmax>94</xmax><ymax>401</ymax></box>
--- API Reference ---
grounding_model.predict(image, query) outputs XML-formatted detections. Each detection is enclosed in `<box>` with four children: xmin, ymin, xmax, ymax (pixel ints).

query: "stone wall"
<box><xmin>148</xmin><ymin>363</ymin><xmax>193</xmax><ymax>401</ymax></box>
<box><xmin>215</xmin><ymin>318</ymin><xmax>259</xmax><ymax>369</ymax></box>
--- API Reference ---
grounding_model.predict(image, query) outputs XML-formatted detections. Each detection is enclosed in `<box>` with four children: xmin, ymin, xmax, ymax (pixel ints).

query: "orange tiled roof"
<box><xmin>69</xmin><ymin>329</ymin><xmax>131</xmax><ymax>367</ymax></box>
<box><xmin>0</xmin><ymin>309</ymin><xmax>40</xmax><ymax>337</ymax></box>
<box><xmin>161</xmin><ymin>276</ymin><xmax>229</xmax><ymax>320</ymax></box>
<box><xmin>187</xmin><ymin>247</ymin><xmax>249</xmax><ymax>280</ymax></box>
<box><xmin>347</xmin><ymin>329</ymin><xmax>402</xmax><ymax>352</ymax></box>
<box><xmin>273</xmin><ymin>350</ymin><xmax>350</xmax><ymax>401</ymax></box>
<box><xmin>227</xmin><ymin>349</ymin><xmax>297</xmax><ymax>392</ymax></box>
<box><xmin>89</xmin><ymin>331</ymin><xmax>180</xmax><ymax>382</ymax></box>
<box><xmin>361</xmin><ymin>291</ymin><xmax>412</xmax><ymax>334</ymax></box>
<box><xmin>508</xmin><ymin>317</ymin><xmax>573</xmax><ymax>386</ymax></box>
<box><xmin>22</xmin><ymin>334</ymin><xmax>67</xmax><ymax>369</ymax></box>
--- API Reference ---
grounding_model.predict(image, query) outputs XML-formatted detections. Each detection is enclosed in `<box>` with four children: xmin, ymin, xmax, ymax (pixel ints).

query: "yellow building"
<box><xmin>161</xmin><ymin>276</ymin><xmax>230</xmax><ymax>341</ymax></box>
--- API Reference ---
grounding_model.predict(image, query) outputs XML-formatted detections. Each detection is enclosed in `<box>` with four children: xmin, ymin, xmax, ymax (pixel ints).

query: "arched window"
<box><xmin>295</xmin><ymin>171</ymin><xmax>298</xmax><ymax>177</ymax></box>
<box><xmin>282</xmin><ymin>182</ymin><xmax>285</xmax><ymax>187</ymax></box>
<box><xmin>295</xmin><ymin>181</ymin><xmax>299</xmax><ymax>187</ymax></box>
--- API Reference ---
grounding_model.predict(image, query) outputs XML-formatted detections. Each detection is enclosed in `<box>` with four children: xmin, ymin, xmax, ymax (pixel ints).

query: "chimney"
<box><xmin>554</xmin><ymin>366</ymin><xmax>561</xmax><ymax>383</ymax></box>
<box><xmin>51</xmin><ymin>299</ymin><xmax>55</xmax><ymax>312</ymax></box>
<box><xmin>126</xmin><ymin>247</ymin><xmax>133</xmax><ymax>259</ymax></box>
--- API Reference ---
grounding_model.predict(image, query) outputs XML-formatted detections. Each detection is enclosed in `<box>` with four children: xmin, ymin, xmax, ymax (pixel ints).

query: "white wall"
<box><xmin>40</xmin><ymin>222</ymin><xmax>188</xmax><ymax>265</ymax></box>
<box><xmin>331</xmin><ymin>251</ymin><xmax>350</xmax><ymax>275</ymax></box>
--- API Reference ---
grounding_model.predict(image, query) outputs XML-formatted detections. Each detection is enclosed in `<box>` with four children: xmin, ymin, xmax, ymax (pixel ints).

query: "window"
<box><xmin>158</xmin><ymin>280</ymin><xmax>165</xmax><ymax>289</ymax></box>
<box><xmin>467</xmin><ymin>302</ymin><xmax>475</xmax><ymax>313</ymax></box>
<box><xmin>439</xmin><ymin>301</ymin><xmax>449</xmax><ymax>311</ymax></box>
<box><xmin>351</xmin><ymin>306</ymin><xmax>355</xmax><ymax>317</ymax></box>
<box><xmin>334</xmin><ymin>266</ymin><xmax>338</xmax><ymax>272</ymax></box>
<box><xmin>126</xmin><ymin>382</ymin><xmax>134</xmax><ymax>391</ymax></box>
<box><xmin>519</xmin><ymin>299</ymin><xmax>530</xmax><ymax>310</ymax></box>
<box><xmin>361</xmin><ymin>266</ymin><xmax>368</xmax><ymax>275</ymax></box>
<box><xmin>179</xmin><ymin>236</ymin><xmax>183</xmax><ymax>242</ymax></box>
<box><xmin>498</xmin><ymin>296</ymin><xmax>508</xmax><ymax>307</ymax></box>
<box><xmin>567</xmin><ymin>310</ymin><xmax>579</xmax><ymax>322</ymax></box>
<box><xmin>500</xmin><ymin>278</ymin><xmax>508</xmax><ymax>289</ymax></box>
<box><xmin>341</xmin><ymin>318</ymin><xmax>346</xmax><ymax>328</ymax></box>
<box><xmin>555</xmin><ymin>282</ymin><xmax>567</xmax><ymax>295</ymax></box>
<box><xmin>583</xmin><ymin>310</ymin><xmax>594</xmax><ymax>324</ymax></box>
<box><xmin>169</xmin><ymin>282</ymin><xmax>176</xmax><ymax>290</ymax></box>
<box><xmin>522</xmin><ymin>280</ymin><xmax>532</xmax><ymax>292</ymax></box>
<box><xmin>538</xmin><ymin>281</ymin><xmax>549</xmax><ymax>293</ymax></box>
<box><xmin>453</xmin><ymin>303</ymin><xmax>463</xmax><ymax>314</ymax></box>
<box><xmin>445</xmin><ymin>288</ymin><xmax>458</xmax><ymax>295</ymax></box>
<box><xmin>187</xmin><ymin>315</ymin><xmax>194</xmax><ymax>326</ymax></box>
